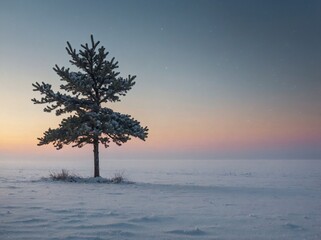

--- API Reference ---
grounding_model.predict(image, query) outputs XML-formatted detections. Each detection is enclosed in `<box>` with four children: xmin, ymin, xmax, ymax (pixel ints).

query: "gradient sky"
<box><xmin>0</xmin><ymin>0</ymin><xmax>321</xmax><ymax>163</ymax></box>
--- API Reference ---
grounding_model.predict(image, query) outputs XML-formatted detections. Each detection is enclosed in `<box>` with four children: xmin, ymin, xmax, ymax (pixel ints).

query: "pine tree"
<box><xmin>32</xmin><ymin>35</ymin><xmax>148</xmax><ymax>177</ymax></box>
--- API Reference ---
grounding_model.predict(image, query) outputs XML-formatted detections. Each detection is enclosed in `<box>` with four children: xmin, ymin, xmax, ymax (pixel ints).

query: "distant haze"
<box><xmin>0</xmin><ymin>0</ymin><xmax>320</xmax><ymax>164</ymax></box>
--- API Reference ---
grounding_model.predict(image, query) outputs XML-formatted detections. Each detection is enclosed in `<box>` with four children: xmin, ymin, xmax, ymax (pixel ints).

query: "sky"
<box><xmin>0</xmin><ymin>0</ymin><xmax>321</xmax><ymax>165</ymax></box>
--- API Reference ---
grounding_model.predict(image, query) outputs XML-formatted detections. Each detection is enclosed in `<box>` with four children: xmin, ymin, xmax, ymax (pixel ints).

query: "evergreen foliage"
<box><xmin>32</xmin><ymin>35</ymin><xmax>148</xmax><ymax>177</ymax></box>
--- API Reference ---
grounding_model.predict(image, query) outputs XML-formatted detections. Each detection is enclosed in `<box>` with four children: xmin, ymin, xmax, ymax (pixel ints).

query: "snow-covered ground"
<box><xmin>0</xmin><ymin>159</ymin><xmax>321</xmax><ymax>239</ymax></box>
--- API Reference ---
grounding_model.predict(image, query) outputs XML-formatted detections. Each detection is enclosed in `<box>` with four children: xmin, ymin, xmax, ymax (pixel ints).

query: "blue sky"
<box><xmin>0</xmin><ymin>0</ymin><xmax>321</xmax><ymax>162</ymax></box>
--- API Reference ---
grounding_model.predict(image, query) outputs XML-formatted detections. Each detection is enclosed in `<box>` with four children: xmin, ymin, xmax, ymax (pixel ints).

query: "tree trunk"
<box><xmin>93</xmin><ymin>138</ymin><xmax>100</xmax><ymax>177</ymax></box>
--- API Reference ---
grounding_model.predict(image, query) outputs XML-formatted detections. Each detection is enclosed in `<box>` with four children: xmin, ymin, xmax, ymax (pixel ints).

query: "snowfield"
<box><xmin>0</xmin><ymin>159</ymin><xmax>321</xmax><ymax>239</ymax></box>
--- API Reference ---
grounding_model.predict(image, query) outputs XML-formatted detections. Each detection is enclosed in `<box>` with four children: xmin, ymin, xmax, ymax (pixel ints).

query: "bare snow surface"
<box><xmin>1</xmin><ymin>160</ymin><xmax>321</xmax><ymax>239</ymax></box>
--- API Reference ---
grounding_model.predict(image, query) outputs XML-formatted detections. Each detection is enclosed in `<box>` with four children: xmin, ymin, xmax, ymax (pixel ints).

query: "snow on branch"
<box><xmin>32</xmin><ymin>82</ymin><xmax>95</xmax><ymax>115</ymax></box>
<box><xmin>38</xmin><ymin>108</ymin><xmax>148</xmax><ymax>149</ymax></box>
<box><xmin>32</xmin><ymin>35</ymin><xmax>148</xmax><ymax>150</ymax></box>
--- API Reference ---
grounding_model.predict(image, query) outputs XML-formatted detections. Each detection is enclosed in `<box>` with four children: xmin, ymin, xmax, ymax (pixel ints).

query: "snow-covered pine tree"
<box><xmin>32</xmin><ymin>35</ymin><xmax>148</xmax><ymax>177</ymax></box>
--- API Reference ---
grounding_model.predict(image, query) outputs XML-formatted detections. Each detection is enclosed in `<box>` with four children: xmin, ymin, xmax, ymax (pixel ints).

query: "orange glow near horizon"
<box><xmin>1</xmin><ymin>97</ymin><xmax>321</xmax><ymax>159</ymax></box>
